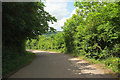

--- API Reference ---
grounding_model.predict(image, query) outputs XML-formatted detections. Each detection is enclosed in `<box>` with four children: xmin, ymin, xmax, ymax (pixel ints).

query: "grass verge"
<box><xmin>2</xmin><ymin>51</ymin><xmax>35</xmax><ymax>77</ymax></box>
<box><xmin>70</xmin><ymin>53</ymin><xmax>120</xmax><ymax>76</ymax></box>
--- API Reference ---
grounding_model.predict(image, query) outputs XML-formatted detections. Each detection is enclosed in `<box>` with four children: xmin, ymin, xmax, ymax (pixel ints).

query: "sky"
<box><xmin>44</xmin><ymin>0</ymin><xmax>76</xmax><ymax>31</ymax></box>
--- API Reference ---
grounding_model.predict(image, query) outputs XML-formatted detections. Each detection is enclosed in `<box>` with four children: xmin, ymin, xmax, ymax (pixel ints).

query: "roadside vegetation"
<box><xmin>26</xmin><ymin>1</ymin><xmax>120</xmax><ymax>74</ymax></box>
<box><xmin>2</xmin><ymin>2</ymin><xmax>56</xmax><ymax>76</ymax></box>
<box><xmin>2</xmin><ymin>51</ymin><xmax>35</xmax><ymax>76</ymax></box>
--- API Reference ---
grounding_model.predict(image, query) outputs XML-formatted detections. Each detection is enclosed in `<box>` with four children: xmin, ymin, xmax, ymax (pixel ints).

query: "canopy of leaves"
<box><xmin>3</xmin><ymin>2</ymin><xmax>57</xmax><ymax>47</ymax></box>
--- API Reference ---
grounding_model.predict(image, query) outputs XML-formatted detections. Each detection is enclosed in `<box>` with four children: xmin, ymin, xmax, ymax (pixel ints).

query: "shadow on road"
<box><xmin>68</xmin><ymin>57</ymin><xmax>118</xmax><ymax>78</ymax></box>
<box><xmin>18</xmin><ymin>50</ymin><xmax>118</xmax><ymax>78</ymax></box>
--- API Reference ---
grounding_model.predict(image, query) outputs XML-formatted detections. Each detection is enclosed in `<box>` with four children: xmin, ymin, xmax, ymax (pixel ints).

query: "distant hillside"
<box><xmin>42</xmin><ymin>31</ymin><xmax>62</xmax><ymax>37</ymax></box>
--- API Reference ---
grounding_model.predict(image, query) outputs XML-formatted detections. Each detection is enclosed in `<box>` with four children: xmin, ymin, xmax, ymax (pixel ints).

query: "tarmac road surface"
<box><xmin>9</xmin><ymin>50</ymin><xmax>118</xmax><ymax>78</ymax></box>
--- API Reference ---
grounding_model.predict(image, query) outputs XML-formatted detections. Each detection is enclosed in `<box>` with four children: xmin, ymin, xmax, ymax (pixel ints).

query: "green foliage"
<box><xmin>104</xmin><ymin>57</ymin><xmax>120</xmax><ymax>73</ymax></box>
<box><xmin>74</xmin><ymin>1</ymin><xmax>120</xmax><ymax>59</ymax></box>
<box><xmin>26</xmin><ymin>1</ymin><xmax>120</xmax><ymax>73</ymax></box>
<box><xmin>2</xmin><ymin>2</ymin><xmax>57</xmax><ymax>76</ymax></box>
<box><xmin>67</xmin><ymin>1</ymin><xmax>120</xmax><ymax>73</ymax></box>
<box><xmin>3</xmin><ymin>2</ymin><xmax>57</xmax><ymax>48</ymax></box>
<box><xmin>3</xmin><ymin>50</ymin><xmax>35</xmax><ymax>76</ymax></box>
<box><xmin>26</xmin><ymin>32</ymin><xmax>65</xmax><ymax>53</ymax></box>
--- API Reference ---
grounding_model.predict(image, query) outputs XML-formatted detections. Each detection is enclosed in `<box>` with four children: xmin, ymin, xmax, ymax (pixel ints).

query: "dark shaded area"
<box><xmin>2</xmin><ymin>78</ymin><xmax>119</xmax><ymax>80</ymax></box>
<box><xmin>2</xmin><ymin>2</ymin><xmax>56</xmax><ymax>76</ymax></box>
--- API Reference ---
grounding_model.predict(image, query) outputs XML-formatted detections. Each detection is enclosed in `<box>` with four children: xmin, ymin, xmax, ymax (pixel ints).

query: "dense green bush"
<box><xmin>63</xmin><ymin>1</ymin><xmax>120</xmax><ymax>73</ymax></box>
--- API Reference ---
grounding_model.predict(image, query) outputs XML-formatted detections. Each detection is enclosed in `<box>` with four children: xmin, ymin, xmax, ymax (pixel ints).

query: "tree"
<box><xmin>2</xmin><ymin>2</ymin><xmax>57</xmax><ymax>53</ymax></box>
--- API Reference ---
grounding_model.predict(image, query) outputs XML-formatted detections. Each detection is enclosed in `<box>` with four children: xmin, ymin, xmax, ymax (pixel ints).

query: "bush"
<box><xmin>104</xmin><ymin>57</ymin><xmax>120</xmax><ymax>73</ymax></box>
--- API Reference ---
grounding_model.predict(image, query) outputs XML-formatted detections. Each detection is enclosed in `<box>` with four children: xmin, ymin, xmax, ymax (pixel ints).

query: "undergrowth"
<box><xmin>2</xmin><ymin>50</ymin><xmax>35</xmax><ymax>76</ymax></box>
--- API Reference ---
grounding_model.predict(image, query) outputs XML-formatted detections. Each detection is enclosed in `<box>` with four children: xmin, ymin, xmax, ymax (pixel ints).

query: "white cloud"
<box><xmin>59</xmin><ymin>17</ymin><xmax>69</xmax><ymax>27</ymax></box>
<box><xmin>44</xmin><ymin>0</ymin><xmax>69</xmax><ymax>20</ymax></box>
<box><xmin>44</xmin><ymin>0</ymin><xmax>76</xmax><ymax>31</ymax></box>
<box><xmin>48</xmin><ymin>17</ymin><xmax>69</xmax><ymax>31</ymax></box>
<box><xmin>44</xmin><ymin>0</ymin><xmax>70</xmax><ymax>31</ymax></box>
